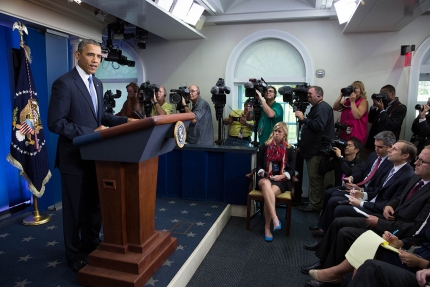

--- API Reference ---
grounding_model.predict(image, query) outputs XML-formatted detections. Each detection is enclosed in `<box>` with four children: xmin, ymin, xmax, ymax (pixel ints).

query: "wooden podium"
<box><xmin>73</xmin><ymin>114</ymin><xmax>195</xmax><ymax>287</ymax></box>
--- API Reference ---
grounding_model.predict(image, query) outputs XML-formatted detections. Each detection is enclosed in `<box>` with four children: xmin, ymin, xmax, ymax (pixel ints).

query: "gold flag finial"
<box><xmin>12</xmin><ymin>22</ymin><xmax>32</xmax><ymax>63</ymax></box>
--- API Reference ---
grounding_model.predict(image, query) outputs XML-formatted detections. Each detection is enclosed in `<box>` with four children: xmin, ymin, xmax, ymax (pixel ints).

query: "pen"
<box><xmin>387</xmin><ymin>229</ymin><xmax>399</xmax><ymax>241</ymax></box>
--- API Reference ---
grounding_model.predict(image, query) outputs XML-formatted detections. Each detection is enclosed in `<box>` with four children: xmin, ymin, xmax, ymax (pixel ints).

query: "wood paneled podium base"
<box><xmin>78</xmin><ymin>231</ymin><xmax>177</xmax><ymax>287</ymax></box>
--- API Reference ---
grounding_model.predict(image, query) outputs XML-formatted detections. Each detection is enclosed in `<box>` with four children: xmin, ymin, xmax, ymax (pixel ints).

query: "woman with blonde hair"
<box><xmin>256</xmin><ymin>122</ymin><xmax>295</xmax><ymax>242</ymax></box>
<box><xmin>333</xmin><ymin>80</ymin><xmax>369</xmax><ymax>144</ymax></box>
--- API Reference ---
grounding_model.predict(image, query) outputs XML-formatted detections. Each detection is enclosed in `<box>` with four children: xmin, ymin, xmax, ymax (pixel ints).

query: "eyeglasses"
<box><xmin>415</xmin><ymin>157</ymin><xmax>430</xmax><ymax>165</ymax></box>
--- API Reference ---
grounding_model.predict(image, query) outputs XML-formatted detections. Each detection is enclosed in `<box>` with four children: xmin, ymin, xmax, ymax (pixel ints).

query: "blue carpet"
<box><xmin>0</xmin><ymin>198</ymin><xmax>227</xmax><ymax>287</ymax></box>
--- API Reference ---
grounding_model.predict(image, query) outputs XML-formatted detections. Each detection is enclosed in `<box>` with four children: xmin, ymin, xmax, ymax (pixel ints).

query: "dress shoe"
<box><xmin>311</xmin><ymin>228</ymin><xmax>325</xmax><ymax>237</ymax></box>
<box><xmin>304</xmin><ymin>237</ymin><xmax>322</xmax><ymax>251</ymax></box>
<box><xmin>264</xmin><ymin>235</ymin><xmax>273</xmax><ymax>242</ymax></box>
<box><xmin>309</xmin><ymin>225</ymin><xmax>320</xmax><ymax>231</ymax></box>
<box><xmin>304</xmin><ymin>279</ymin><xmax>326</xmax><ymax>287</ymax></box>
<box><xmin>68</xmin><ymin>258</ymin><xmax>87</xmax><ymax>272</ymax></box>
<box><xmin>273</xmin><ymin>222</ymin><xmax>281</xmax><ymax>232</ymax></box>
<box><xmin>299</xmin><ymin>205</ymin><xmax>321</xmax><ymax>213</ymax></box>
<box><xmin>300</xmin><ymin>261</ymin><xmax>322</xmax><ymax>274</ymax></box>
<box><xmin>309</xmin><ymin>269</ymin><xmax>344</xmax><ymax>284</ymax></box>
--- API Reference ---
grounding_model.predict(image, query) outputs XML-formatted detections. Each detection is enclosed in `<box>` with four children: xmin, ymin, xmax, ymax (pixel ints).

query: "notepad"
<box><xmin>380</xmin><ymin>241</ymin><xmax>400</xmax><ymax>253</ymax></box>
<box><xmin>353</xmin><ymin>206</ymin><xmax>369</xmax><ymax>218</ymax></box>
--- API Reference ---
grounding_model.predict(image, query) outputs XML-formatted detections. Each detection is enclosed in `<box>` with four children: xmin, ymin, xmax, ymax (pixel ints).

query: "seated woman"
<box><xmin>307</xmin><ymin>224</ymin><xmax>430</xmax><ymax>285</ymax></box>
<box><xmin>256</xmin><ymin>122</ymin><xmax>295</xmax><ymax>242</ymax></box>
<box><xmin>332</xmin><ymin>81</ymin><xmax>369</xmax><ymax>145</ymax></box>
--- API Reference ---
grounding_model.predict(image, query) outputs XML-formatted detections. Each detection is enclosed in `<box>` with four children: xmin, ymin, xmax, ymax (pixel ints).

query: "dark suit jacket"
<box><xmin>376</xmin><ymin>175</ymin><xmax>430</xmax><ymax>238</ymax></box>
<box><xmin>411</xmin><ymin>114</ymin><xmax>430</xmax><ymax>153</ymax></box>
<box><xmin>351</xmin><ymin>151</ymin><xmax>393</xmax><ymax>190</ymax></box>
<box><xmin>365</xmin><ymin>98</ymin><xmax>406</xmax><ymax>148</ymax></box>
<box><xmin>362</xmin><ymin>163</ymin><xmax>414</xmax><ymax>214</ymax></box>
<box><xmin>48</xmin><ymin>67</ymin><xmax>128</xmax><ymax>175</ymax></box>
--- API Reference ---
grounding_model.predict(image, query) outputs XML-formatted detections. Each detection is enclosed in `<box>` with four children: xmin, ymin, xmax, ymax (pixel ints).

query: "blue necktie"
<box><xmin>88</xmin><ymin>76</ymin><xmax>98</xmax><ymax>114</ymax></box>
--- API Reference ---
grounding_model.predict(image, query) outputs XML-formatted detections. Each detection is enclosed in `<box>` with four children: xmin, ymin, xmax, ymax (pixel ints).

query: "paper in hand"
<box><xmin>353</xmin><ymin>207</ymin><xmax>369</xmax><ymax>218</ymax></box>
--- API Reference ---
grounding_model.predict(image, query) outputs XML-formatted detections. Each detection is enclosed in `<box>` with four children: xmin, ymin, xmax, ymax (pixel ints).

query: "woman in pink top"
<box><xmin>332</xmin><ymin>81</ymin><xmax>369</xmax><ymax>145</ymax></box>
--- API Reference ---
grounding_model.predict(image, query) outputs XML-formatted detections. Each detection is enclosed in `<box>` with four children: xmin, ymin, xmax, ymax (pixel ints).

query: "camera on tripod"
<box><xmin>211</xmin><ymin>78</ymin><xmax>231</xmax><ymax>106</ymax></box>
<box><xmin>103</xmin><ymin>89</ymin><xmax>121</xmax><ymax>114</ymax></box>
<box><xmin>320</xmin><ymin>135</ymin><xmax>347</xmax><ymax>153</ymax></box>
<box><xmin>278</xmin><ymin>83</ymin><xmax>310</xmax><ymax>112</ymax></box>
<box><xmin>341</xmin><ymin>85</ymin><xmax>354</xmax><ymax>97</ymax></box>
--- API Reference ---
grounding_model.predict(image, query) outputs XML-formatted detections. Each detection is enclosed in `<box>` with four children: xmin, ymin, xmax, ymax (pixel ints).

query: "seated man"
<box><xmin>308</xmin><ymin>140</ymin><xmax>415</xmax><ymax>241</ymax></box>
<box><xmin>317</xmin><ymin>136</ymin><xmax>365</xmax><ymax>187</ymax></box>
<box><xmin>223</xmin><ymin>99</ymin><xmax>254</xmax><ymax>146</ymax></box>
<box><xmin>300</xmin><ymin>145</ymin><xmax>430</xmax><ymax>287</ymax></box>
<box><xmin>309</xmin><ymin>131</ymin><xmax>395</xmax><ymax>236</ymax></box>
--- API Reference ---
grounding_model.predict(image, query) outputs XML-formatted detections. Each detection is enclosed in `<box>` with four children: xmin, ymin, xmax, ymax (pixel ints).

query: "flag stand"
<box><xmin>22</xmin><ymin>195</ymin><xmax>51</xmax><ymax>225</ymax></box>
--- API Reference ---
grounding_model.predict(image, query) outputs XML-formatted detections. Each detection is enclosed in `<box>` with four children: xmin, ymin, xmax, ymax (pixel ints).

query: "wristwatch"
<box><xmin>339</xmin><ymin>156</ymin><xmax>344</xmax><ymax>159</ymax></box>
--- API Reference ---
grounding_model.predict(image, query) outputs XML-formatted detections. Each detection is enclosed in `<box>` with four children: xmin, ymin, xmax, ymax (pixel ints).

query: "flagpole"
<box><xmin>22</xmin><ymin>195</ymin><xmax>51</xmax><ymax>225</ymax></box>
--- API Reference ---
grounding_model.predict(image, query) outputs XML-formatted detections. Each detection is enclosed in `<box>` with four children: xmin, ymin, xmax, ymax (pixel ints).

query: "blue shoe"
<box><xmin>273</xmin><ymin>222</ymin><xmax>281</xmax><ymax>232</ymax></box>
<box><xmin>265</xmin><ymin>235</ymin><xmax>273</xmax><ymax>242</ymax></box>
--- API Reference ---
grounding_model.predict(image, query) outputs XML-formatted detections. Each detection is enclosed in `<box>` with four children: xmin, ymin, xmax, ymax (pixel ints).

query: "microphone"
<box><xmin>244</xmin><ymin>81</ymin><xmax>254</xmax><ymax>89</ymax></box>
<box><xmin>278</xmin><ymin>86</ymin><xmax>292</xmax><ymax>95</ymax></box>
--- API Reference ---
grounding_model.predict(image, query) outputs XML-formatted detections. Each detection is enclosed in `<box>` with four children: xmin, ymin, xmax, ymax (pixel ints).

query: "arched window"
<box><xmin>225</xmin><ymin>29</ymin><xmax>314</xmax><ymax>143</ymax></box>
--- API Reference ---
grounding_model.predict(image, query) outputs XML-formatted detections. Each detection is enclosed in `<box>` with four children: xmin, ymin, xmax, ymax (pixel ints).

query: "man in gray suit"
<box><xmin>48</xmin><ymin>39</ymin><xmax>135</xmax><ymax>272</ymax></box>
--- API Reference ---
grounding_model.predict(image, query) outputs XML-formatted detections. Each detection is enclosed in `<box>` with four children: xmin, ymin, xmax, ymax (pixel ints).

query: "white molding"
<box><xmin>405</xmin><ymin>37</ymin><xmax>430</xmax><ymax>141</ymax></box>
<box><xmin>225</xmin><ymin>29</ymin><xmax>314</xmax><ymax>110</ymax></box>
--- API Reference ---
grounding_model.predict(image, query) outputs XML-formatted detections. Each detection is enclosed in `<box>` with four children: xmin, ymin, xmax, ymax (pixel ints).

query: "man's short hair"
<box><xmin>374</xmin><ymin>131</ymin><xmax>396</xmax><ymax>147</ymax></box>
<box><xmin>348</xmin><ymin>136</ymin><xmax>362</xmax><ymax>154</ymax></box>
<box><xmin>309</xmin><ymin>86</ymin><xmax>324</xmax><ymax>97</ymax></box>
<box><xmin>244</xmin><ymin>99</ymin><xmax>252</xmax><ymax>107</ymax></box>
<box><xmin>77</xmin><ymin>39</ymin><xmax>101</xmax><ymax>53</ymax></box>
<box><xmin>267</xmin><ymin>86</ymin><xmax>277</xmax><ymax>95</ymax></box>
<box><xmin>381</xmin><ymin>84</ymin><xmax>396</xmax><ymax>94</ymax></box>
<box><xmin>397</xmin><ymin>140</ymin><xmax>417</xmax><ymax>162</ymax></box>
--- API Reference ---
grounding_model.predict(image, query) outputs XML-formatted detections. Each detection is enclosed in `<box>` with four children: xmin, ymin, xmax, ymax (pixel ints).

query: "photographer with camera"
<box><xmin>223</xmin><ymin>99</ymin><xmax>254</xmax><ymax>146</ymax></box>
<box><xmin>150</xmin><ymin>86</ymin><xmax>173</xmax><ymax>116</ymax></box>
<box><xmin>332</xmin><ymin>81</ymin><xmax>369</xmax><ymax>145</ymax></box>
<box><xmin>116</xmin><ymin>82</ymin><xmax>142</xmax><ymax>119</ymax></box>
<box><xmin>318</xmin><ymin>136</ymin><xmax>365</xmax><ymax>187</ymax></box>
<box><xmin>295</xmin><ymin>86</ymin><xmax>335</xmax><ymax>213</ymax></box>
<box><xmin>366</xmin><ymin>85</ymin><xmax>406</xmax><ymax>149</ymax></box>
<box><xmin>256</xmin><ymin>86</ymin><xmax>284</xmax><ymax>144</ymax></box>
<box><xmin>411</xmin><ymin>97</ymin><xmax>430</xmax><ymax>155</ymax></box>
<box><xmin>182</xmin><ymin>84</ymin><xmax>214</xmax><ymax>145</ymax></box>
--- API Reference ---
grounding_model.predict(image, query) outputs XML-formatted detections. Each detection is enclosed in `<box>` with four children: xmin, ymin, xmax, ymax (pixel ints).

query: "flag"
<box><xmin>6</xmin><ymin>46</ymin><xmax>51</xmax><ymax>198</ymax></box>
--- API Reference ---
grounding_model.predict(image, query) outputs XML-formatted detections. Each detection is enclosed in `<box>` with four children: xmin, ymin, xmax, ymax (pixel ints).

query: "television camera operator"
<box><xmin>133</xmin><ymin>81</ymin><xmax>172</xmax><ymax>118</ymax></box>
<box><xmin>411</xmin><ymin>97</ymin><xmax>430</xmax><ymax>154</ymax></box>
<box><xmin>318</xmin><ymin>136</ymin><xmax>365</xmax><ymax>187</ymax></box>
<box><xmin>365</xmin><ymin>84</ymin><xmax>406</xmax><ymax>149</ymax></box>
<box><xmin>150</xmin><ymin>85</ymin><xmax>173</xmax><ymax>116</ymax></box>
<box><xmin>295</xmin><ymin>86</ymin><xmax>335</xmax><ymax>213</ymax></box>
<box><xmin>115</xmin><ymin>82</ymin><xmax>141</xmax><ymax>118</ymax></box>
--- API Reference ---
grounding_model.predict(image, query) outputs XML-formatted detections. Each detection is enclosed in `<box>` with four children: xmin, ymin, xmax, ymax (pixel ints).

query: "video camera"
<box><xmin>170</xmin><ymin>86</ymin><xmax>190</xmax><ymax>113</ymax></box>
<box><xmin>341</xmin><ymin>85</ymin><xmax>354</xmax><ymax>97</ymax></box>
<box><xmin>211</xmin><ymin>78</ymin><xmax>231</xmax><ymax>120</ymax></box>
<box><xmin>138</xmin><ymin>81</ymin><xmax>159</xmax><ymax>117</ymax></box>
<box><xmin>320</xmin><ymin>135</ymin><xmax>347</xmax><ymax>153</ymax></box>
<box><xmin>103</xmin><ymin>89</ymin><xmax>122</xmax><ymax>114</ymax></box>
<box><xmin>279</xmin><ymin>83</ymin><xmax>310</xmax><ymax>112</ymax></box>
<box><xmin>244</xmin><ymin>78</ymin><xmax>268</xmax><ymax>99</ymax></box>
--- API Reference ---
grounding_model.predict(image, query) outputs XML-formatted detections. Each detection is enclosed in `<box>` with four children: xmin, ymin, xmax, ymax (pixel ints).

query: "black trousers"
<box><xmin>61</xmin><ymin>173</ymin><xmax>101</xmax><ymax>263</ymax></box>
<box><xmin>349</xmin><ymin>260</ymin><xmax>419</xmax><ymax>287</ymax></box>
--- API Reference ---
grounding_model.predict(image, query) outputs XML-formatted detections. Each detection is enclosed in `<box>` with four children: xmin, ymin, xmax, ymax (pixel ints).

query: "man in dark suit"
<box><xmin>48</xmin><ymin>39</ymin><xmax>135</xmax><ymax>272</ymax></box>
<box><xmin>301</xmin><ymin>146</ymin><xmax>430</xmax><ymax>287</ymax></box>
<box><xmin>366</xmin><ymin>84</ymin><xmax>406</xmax><ymax>149</ymax></box>
<box><xmin>310</xmin><ymin>131</ymin><xmax>396</xmax><ymax>236</ymax></box>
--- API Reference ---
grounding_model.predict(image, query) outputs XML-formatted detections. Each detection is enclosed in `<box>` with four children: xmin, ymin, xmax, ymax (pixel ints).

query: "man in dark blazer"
<box><xmin>366</xmin><ymin>84</ymin><xmax>406</xmax><ymax>149</ymax></box>
<box><xmin>310</xmin><ymin>131</ymin><xmax>396</xmax><ymax>235</ymax></box>
<box><xmin>48</xmin><ymin>39</ymin><xmax>135</xmax><ymax>272</ymax></box>
<box><xmin>301</xmin><ymin>146</ymin><xmax>430</xmax><ymax>287</ymax></box>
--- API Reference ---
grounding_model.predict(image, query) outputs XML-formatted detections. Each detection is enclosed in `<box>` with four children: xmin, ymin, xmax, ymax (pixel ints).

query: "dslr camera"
<box><xmin>415</xmin><ymin>104</ymin><xmax>429</xmax><ymax>112</ymax></box>
<box><xmin>335</xmin><ymin>121</ymin><xmax>347</xmax><ymax>139</ymax></box>
<box><xmin>371</xmin><ymin>92</ymin><xmax>388</xmax><ymax>101</ymax></box>
<box><xmin>341</xmin><ymin>85</ymin><xmax>354</xmax><ymax>97</ymax></box>
<box><xmin>138</xmin><ymin>81</ymin><xmax>159</xmax><ymax>103</ymax></box>
<box><xmin>320</xmin><ymin>135</ymin><xmax>347</xmax><ymax>153</ymax></box>
<box><xmin>278</xmin><ymin>83</ymin><xmax>310</xmax><ymax>112</ymax></box>
<box><xmin>103</xmin><ymin>89</ymin><xmax>121</xmax><ymax>114</ymax></box>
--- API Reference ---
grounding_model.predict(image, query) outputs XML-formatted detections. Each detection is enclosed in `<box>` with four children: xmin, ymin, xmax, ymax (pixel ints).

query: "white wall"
<box><xmin>134</xmin><ymin>15</ymin><xmax>430</xmax><ymax>140</ymax></box>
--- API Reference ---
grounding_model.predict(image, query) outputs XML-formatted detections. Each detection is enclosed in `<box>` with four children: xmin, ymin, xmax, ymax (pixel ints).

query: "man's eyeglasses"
<box><xmin>415</xmin><ymin>157</ymin><xmax>430</xmax><ymax>165</ymax></box>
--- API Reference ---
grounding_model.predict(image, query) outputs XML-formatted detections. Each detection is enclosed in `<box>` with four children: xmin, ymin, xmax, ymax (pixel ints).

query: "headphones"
<box><xmin>317</xmin><ymin>94</ymin><xmax>321</xmax><ymax>98</ymax></box>
<box><xmin>197</xmin><ymin>91</ymin><xmax>200</xmax><ymax>95</ymax></box>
